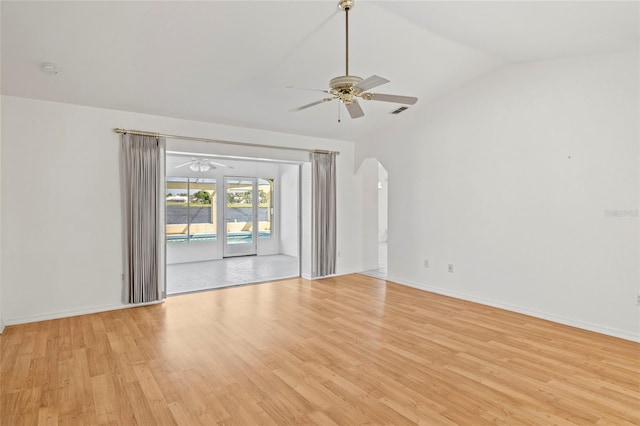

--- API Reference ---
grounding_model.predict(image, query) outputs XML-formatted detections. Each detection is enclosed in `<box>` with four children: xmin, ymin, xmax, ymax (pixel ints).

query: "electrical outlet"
<box><xmin>448</xmin><ymin>264</ymin><xmax>454</xmax><ymax>273</ymax></box>
<box><xmin>636</xmin><ymin>294</ymin><xmax>640</xmax><ymax>306</ymax></box>
<box><xmin>423</xmin><ymin>260</ymin><xmax>429</xmax><ymax>268</ymax></box>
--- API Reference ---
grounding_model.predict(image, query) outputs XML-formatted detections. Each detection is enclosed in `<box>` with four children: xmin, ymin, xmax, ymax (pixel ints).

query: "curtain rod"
<box><xmin>113</xmin><ymin>128</ymin><xmax>340</xmax><ymax>155</ymax></box>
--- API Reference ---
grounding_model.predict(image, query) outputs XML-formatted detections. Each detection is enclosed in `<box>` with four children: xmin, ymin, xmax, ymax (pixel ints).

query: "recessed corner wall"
<box><xmin>356</xmin><ymin>51</ymin><xmax>640</xmax><ymax>341</ymax></box>
<box><xmin>279</xmin><ymin>164</ymin><xmax>300</xmax><ymax>258</ymax></box>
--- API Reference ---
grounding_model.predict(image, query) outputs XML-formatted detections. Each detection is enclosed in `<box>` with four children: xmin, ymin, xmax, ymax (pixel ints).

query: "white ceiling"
<box><xmin>2</xmin><ymin>1</ymin><xmax>638</xmax><ymax>142</ymax></box>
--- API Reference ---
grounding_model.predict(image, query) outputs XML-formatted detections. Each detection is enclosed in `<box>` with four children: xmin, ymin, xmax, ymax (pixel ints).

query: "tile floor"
<box><xmin>166</xmin><ymin>254</ymin><xmax>299</xmax><ymax>295</ymax></box>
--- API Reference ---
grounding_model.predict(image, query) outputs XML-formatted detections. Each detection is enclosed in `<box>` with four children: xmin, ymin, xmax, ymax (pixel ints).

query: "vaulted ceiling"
<box><xmin>2</xmin><ymin>1</ymin><xmax>638</xmax><ymax>142</ymax></box>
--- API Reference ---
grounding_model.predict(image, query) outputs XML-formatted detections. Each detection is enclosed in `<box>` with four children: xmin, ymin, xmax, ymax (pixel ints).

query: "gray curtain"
<box><xmin>120</xmin><ymin>133</ymin><xmax>166</xmax><ymax>304</ymax></box>
<box><xmin>311</xmin><ymin>152</ymin><xmax>337</xmax><ymax>277</ymax></box>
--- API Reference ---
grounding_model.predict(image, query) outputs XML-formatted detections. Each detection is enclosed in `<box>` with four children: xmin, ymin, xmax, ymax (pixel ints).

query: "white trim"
<box><xmin>0</xmin><ymin>322</ymin><xmax>5</xmax><ymax>334</ymax></box>
<box><xmin>3</xmin><ymin>300</ymin><xmax>164</xmax><ymax>327</ymax></box>
<box><xmin>385</xmin><ymin>275</ymin><xmax>640</xmax><ymax>343</ymax></box>
<box><xmin>298</xmin><ymin>164</ymin><xmax>303</xmax><ymax>280</ymax></box>
<box><xmin>302</xmin><ymin>271</ymin><xmax>357</xmax><ymax>281</ymax></box>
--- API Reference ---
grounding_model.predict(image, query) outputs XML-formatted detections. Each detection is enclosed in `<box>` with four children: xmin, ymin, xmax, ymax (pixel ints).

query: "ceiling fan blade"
<box><xmin>353</xmin><ymin>75</ymin><xmax>390</xmax><ymax>92</ymax></box>
<box><xmin>207</xmin><ymin>160</ymin><xmax>233</xmax><ymax>169</ymax></box>
<box><xmin>290</xmin><ymin>97</ymin><xmax>336</xmax><ymax>112</ymax></box>
<box><xmin>368</xmin><ymin>93</ymin><xmax>418</xmax><ymax>105</ymax></box>
<box><xmin>345</xmin><ymin>100</ymin><xmax>365</xmax><ymax>119</ymax></box>
<box><xmin>286</xmin><ymin>86</ymin><xmax>330</xmax><ymax>94</ymax></box>
<box><xmin>175</xmin><ymin>160</ymin><xmax>193</xmax><ymax>168</ymax></box>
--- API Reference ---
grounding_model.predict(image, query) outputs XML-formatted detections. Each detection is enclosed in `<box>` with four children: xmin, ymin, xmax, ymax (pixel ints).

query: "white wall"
<box><xmin>279</xmin><ymin>164</ymin><xmax>299</xmax><ymax>257</ymax></box>
<box><xmin>378</xmin><ymin>162</ymin><xmax>388</xmax><ymax>243</ymax></box>
<box><xmin>300</xmin><ymin>164</ymin><xmax>312</xmax><ymax>279</ymax></box>
<box><xmin>0</xmin><ymin>3</ymin><xmax>3</xmax><ymax>333</ymax></box>
<box><xmin>358</xmin><ymin>158</ymin><xmax>380</xmax><ymax>271</ymax></box>
<box><xmin>1</xmin><ymin>96</ymin><xmax>361</xmax><ymax>325</ymax></box>
<box><xmin>356</xmin><ymin>52</ymin><xmax>640</xmax><ymax>341</ymax></box>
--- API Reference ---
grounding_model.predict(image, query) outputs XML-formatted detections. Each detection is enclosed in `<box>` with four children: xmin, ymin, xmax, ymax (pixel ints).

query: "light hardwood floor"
<box><xmin>1</xmin><ymin>274</ymin><xmax>639</xmax><ymax>425</ymax></box>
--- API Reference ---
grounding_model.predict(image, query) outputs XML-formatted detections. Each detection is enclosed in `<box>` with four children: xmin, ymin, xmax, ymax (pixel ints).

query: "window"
<box><xmin>166</xmin><ymin>177</ymin><xmax>217</xmax><ymax>243</ymax></box>
<box><xmin>258</xmin><ymin>178</ymin><xmax>273</xmax><ymax>239</ymax></box>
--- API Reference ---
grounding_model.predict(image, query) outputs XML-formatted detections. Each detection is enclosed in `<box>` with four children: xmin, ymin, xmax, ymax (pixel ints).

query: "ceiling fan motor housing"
<box><xmin>329</xmin><ymin>75</ymin><xmax>363</xmax><ymax>102</ymax></box>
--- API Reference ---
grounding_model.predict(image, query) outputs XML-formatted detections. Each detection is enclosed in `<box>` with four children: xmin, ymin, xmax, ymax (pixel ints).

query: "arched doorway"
<box><xmin>359</xmin><ymin>158</ymin><xmax>388</xmax><ymax>279</ymax></box>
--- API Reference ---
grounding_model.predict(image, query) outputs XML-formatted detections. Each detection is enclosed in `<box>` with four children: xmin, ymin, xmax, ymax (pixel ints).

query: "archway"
<box><xmin>358</xmin><ymin>157</ymin><xmax>388</xmax><ymax>279</ymax></box>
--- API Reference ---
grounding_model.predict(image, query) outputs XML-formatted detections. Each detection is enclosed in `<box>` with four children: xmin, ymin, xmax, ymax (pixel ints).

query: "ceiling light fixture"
<box><xmin>41</xmin><ymin>62</ymin><xmax>61</xmax><ymax>76</ymax></box>
<box><xmin>189</xmin><ymin>160</ymin><xmax>212</xmax><ymax>172</ymax></box>
<box><xmin>174</xmin><ymin>158</ymin><xmax>232</xmax><ymax>172</ymax></box>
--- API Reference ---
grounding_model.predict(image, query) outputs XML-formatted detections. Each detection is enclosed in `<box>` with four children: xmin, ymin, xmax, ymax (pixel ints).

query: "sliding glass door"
<box><xmin>224</xmin><ymin>177</ymin><xmax>258</xmax><ymax>257</ymax></box>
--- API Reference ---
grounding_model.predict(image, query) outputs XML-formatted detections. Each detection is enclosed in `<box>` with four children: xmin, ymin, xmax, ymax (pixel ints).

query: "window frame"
<box><xmin>166</xmin><ymin>177</ymin><xmax>217</xmax><ymax>244</ymax></box>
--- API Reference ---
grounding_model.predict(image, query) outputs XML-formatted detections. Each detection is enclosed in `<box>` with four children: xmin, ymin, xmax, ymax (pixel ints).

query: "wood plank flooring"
<box><xmin>1</xmin><ymin>274</ymin><xmax>639</xmax><ymax>425</ymax></box>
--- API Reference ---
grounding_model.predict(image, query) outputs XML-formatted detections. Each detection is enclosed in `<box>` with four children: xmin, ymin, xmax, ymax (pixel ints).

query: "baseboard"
<box><xmin>301</xmin><ymin>270</ymin><xmax>357</xmax><ymax>281</ymax></box>
<box><xmin>360</xmin><ymin>264</ymin><xmax>380</xmax><ymax>273</ymax></box>
<box><xmin>0</xmin><ymin>321</ymin><xmax>5</xmax><ymax>334</ymax></box>
<box><xmin>386</xmin><ymin>275</ymin><xmax>640</xmax><ymax>343</ymax></box>
<box><xmin>302</xmin><ymin>273</ymin><xmax>339</xmax><ymax>281</ymax></box>
<box><xmin>4</xmin><ymin>300</ymin><xmax>164</xmax><ymax>327</ymax></box>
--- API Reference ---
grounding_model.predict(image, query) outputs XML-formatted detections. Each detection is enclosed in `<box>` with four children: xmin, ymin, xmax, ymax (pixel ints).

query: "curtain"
<box><xmin>120</xmin><ymin>133</ymin><xmax>166</xmax><ymax>304</ymax></box>
<box><xmin>311</xmin><ymin>152</ymin><xmax>337</xmax><ymax>278</ymax></box>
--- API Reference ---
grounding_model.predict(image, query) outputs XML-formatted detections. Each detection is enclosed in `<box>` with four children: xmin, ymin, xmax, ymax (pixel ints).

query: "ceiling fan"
<box><xmin>290</xmin><ymin>0</ymin><xmax>418</xmax><ymax>119</ymax></box>
<box><xmin>175</xmin><ymin>158</ymin><xmax>233</xmax><ymax>173</ymax></box>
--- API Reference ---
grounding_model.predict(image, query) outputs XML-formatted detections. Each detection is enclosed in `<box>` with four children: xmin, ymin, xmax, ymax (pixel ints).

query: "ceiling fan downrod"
<box><xmin>339</xmin><ymin>0</ymin><xmax>354</xmax><ymax>76</ymax></box>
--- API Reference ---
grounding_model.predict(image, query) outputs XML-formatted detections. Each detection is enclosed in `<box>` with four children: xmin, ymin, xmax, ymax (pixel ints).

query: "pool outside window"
<box><xmin>166</xmin><ymin>177</ymin><xmax>217</xmax><ymax>243</ymax></box>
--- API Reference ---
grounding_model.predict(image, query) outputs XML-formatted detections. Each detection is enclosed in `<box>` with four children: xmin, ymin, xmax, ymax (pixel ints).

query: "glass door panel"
<box><xmin>224</xmin><ymin>177</ymin><xmax>257</xmax><ymax>257</ymax></box>
<box><xmin>258</xmin><ymin>179</ymin><xmax>273</xmax><ymax>240</ymax></box>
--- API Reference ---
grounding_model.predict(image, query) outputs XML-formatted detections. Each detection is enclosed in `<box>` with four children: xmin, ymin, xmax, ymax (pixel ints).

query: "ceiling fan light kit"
<box><xmin>175</xmin><ymin>158</ymin><xmax>233</xmax><ymax>173</ymax></box>
<box><xmin>291</xmin><ymin>0</ymin><xmax>418</xmax><ymax>120</ymax></box>
<box><xmin>189</xmin><ymin>161</ymin><xmax>212</xmax><ymax>173</ymax></box>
